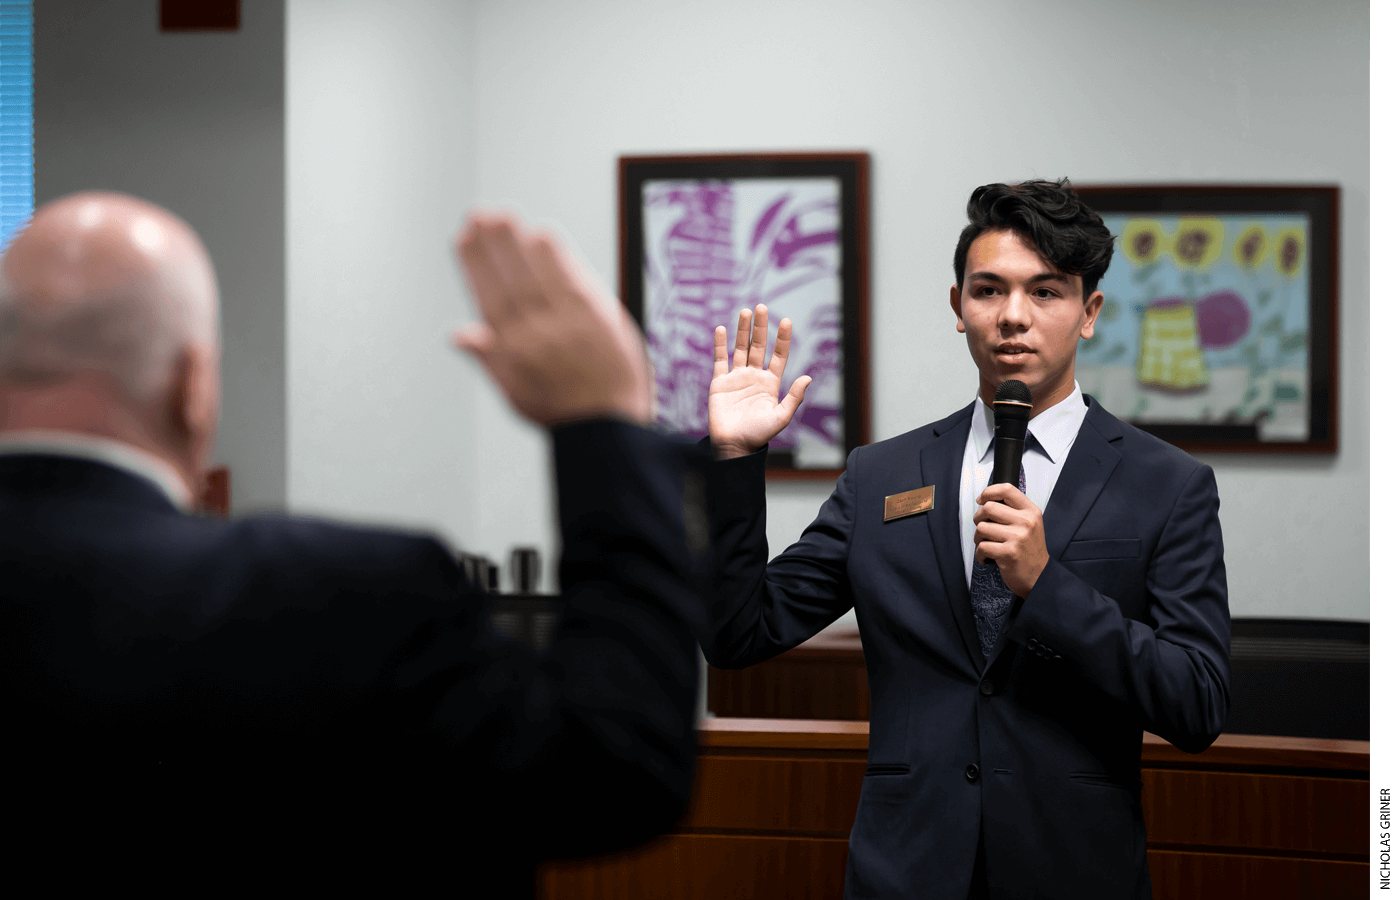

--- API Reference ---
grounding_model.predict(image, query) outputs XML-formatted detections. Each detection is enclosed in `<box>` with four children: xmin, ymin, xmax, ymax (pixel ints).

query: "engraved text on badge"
<box><xmin>884</xmin><ymin>485</ymin><xmax>934</xmax><ymax>522</ymax></box>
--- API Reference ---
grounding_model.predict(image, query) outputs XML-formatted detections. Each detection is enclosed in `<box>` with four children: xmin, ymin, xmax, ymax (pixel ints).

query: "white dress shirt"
<box><xmin>959</xmin><ymin>382</ymin><xmax>1088</xmax><ymax>587</ymax></box>
<box><xmin>0</xmin><ymin>429</ymin><xmax>194</xmax><ymax>511</ymax></box>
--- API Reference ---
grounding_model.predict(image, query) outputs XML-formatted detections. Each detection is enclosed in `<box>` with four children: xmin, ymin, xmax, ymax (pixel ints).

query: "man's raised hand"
<box><xmin>452</xmin><ymin>211</ymin><xmax>650</xmax><ymax>427</ymax></box>
<box><xmin>708</xmin><ymin>304</ymin><xmax>812</xmax><ymax>460</ymax></box>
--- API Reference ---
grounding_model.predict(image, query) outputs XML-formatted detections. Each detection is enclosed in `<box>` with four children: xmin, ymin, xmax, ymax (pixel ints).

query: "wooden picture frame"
<box><xmin>618</xmin><ymin>152</ymin><xmax>871</xmax><ymax>479</ymax></box>
<box><xmin>1074</xmin><ymin>184</ymin><xmax>1339</xmax><ymax>453</ymax></box>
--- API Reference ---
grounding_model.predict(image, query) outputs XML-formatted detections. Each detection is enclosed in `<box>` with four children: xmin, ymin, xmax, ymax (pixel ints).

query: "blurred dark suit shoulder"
<box><xmin>0</xmin><ymin>420</ymin><xmax>702</xmax><ymax>892</ymax></box>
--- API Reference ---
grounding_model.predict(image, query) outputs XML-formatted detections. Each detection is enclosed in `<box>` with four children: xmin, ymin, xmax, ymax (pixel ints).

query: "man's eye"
<box><xmin>1034</xmin><ymin>289</ymin><xmax>1058</xmax><ymax>299</ymax></box>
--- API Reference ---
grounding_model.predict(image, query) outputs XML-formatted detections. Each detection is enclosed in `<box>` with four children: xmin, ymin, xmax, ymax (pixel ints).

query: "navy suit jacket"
<box><xmin>702</xmin><ymin>396</ymin><xmax>1230</xmax><ymax>900</ymax></box>
<box><xmin>0</xmin><ymin>420</ymin><xmax>701</xmax><ymax>894</ymax></box>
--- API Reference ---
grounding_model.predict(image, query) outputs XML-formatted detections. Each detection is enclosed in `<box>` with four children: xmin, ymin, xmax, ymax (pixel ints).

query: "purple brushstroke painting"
<box><xmin>642</xmin><ymin>177</ymin><xmax>844</xmax><ymax>467</ymax></box>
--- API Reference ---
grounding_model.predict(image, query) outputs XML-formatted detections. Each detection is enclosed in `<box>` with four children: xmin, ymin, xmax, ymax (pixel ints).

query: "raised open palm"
<box><xmin>709</xmin><ymin>304</ymin><xmax>812</xmax><ymax>459</ymax></box>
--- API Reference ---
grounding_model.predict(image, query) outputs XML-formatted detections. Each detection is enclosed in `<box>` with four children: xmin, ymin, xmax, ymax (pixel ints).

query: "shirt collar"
<box><xmin>0</xmin><ymin>429</ymin><xmax>195</xmax><ymax>511</ymax></box>
<box><xmin>972</xmin><ymin>381</ymin><xmax>1087</xmax><ymax>465</ymax></box>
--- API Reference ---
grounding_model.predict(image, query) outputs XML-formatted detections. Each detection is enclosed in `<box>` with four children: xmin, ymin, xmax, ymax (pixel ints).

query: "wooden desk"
<box><xmin>707</xmin><ymin>622</ymin><xmax>1370</xmax><ymax>741</ymax></box>
<box><xmin>538</xmin><ymin>719</ymin><xmax>1367</xmax><ymax>899</ymax></box>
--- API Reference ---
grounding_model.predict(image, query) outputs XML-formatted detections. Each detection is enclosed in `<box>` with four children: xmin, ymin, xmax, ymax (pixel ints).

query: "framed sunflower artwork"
<box><xmin>1074</xmin><ymin>185</ymin><xmax>1338</xmax><ymax>454</ymax></box>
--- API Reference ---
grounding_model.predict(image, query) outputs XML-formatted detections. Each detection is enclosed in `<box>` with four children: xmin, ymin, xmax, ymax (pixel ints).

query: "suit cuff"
<box><xmin>1003</xmin><ymin>558</ymin><xmax>1093</xmax><ymax>657</ymax></box>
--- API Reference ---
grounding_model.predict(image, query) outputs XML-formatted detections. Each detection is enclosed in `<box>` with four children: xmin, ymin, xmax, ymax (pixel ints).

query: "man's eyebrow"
<box><xmin>967</xmin><ymin>271</ymin><xmax>1073</xmax><ymax>285</ymax></box>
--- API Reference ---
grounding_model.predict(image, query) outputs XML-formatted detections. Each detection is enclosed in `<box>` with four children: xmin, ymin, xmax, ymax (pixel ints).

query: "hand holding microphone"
<box><xmin>974</xmin><ymin>380</ymin><xmax>1049</xmax><ymax>598</ymax></box>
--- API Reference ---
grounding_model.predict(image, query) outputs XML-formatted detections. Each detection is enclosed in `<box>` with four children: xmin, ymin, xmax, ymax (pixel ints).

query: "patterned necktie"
<box><xmin>969</xmin><ymin>440</ymin><xmax>1029</xmax><ymax>661</ymax></box>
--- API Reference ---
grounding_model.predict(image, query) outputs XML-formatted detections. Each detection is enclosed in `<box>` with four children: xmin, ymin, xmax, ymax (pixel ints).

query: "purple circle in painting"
<box><xmin>1195</xmin><ymin>289</ymin><xmax>1251</xmax><ymax>349</ymax></box>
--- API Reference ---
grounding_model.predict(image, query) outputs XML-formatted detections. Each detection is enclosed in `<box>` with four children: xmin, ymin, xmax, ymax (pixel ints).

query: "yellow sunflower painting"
<box><xmin>1167</xmin><ymin>217</ymin><xmax>1225</xmax><ymax>272</ymax></box>
<box><xmin>1136</xmin><ymin>302</ymin><xmax>1210</xmax><ymax>391</ymax></box>
<box><xmin>1275</xmin><ymin>226</ymin><xmax>1306</xmax><ymax>278</ymax></box>
<box><xmin>1121</xmin><ymin>219</ymin><xmax>1166</xmax><ymax>267</ymax></box>
<box><xmin>1232</xmin><ymin>224</ymin><xmax>1269</xmax><ymax>270</ymax></box>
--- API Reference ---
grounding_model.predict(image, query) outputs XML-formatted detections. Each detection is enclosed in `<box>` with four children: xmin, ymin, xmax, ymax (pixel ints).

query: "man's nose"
<box><xmin>998</xmin><ymin>289</ymin><xmax>1032</xmax><ymax>331</ymax></box>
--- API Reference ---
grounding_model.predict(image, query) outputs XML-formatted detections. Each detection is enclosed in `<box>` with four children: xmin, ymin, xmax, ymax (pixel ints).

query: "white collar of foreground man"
<box><xmin>0</xmin><ymin>429</ymin><xmax>195</xmax><ymax>512</ymax></box>
<box><xmin>970</xmin><ymin>380</ymin><xmax>1087</xmax><ymax>465</ymax></box>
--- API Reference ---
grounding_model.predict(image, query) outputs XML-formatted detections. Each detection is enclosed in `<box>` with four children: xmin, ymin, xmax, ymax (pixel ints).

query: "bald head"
<box><xmin>0</xmin><ymin>192</ymin><xmax>219</xmax><ymax>399</ymax></box>
<box><xmin>0</xmin><ymin>192</ymin><xmax>222</xmax><ymax>495</ymax></box>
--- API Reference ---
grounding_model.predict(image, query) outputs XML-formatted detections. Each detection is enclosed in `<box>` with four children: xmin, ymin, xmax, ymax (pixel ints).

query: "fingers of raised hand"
<box><xmin>778</xmin><ymin>374</ymin><xmax>812</xmax><ymax>418</ymax></box>
<box><xmin>456</xmin><ymin>211</ymin><xmax>551</xmax><ymax>323</ymax></box>
<box><xmin>519</xmin><ymin>227</ymin><xmax>585</xmax><ymax>314</ymax></box>
<box><xmin>733</xmin><ymin>308</ymin><xmax>753</xmax><ymax>366</ymax></box>
<box><xmin>482</xmin><ymin>218</ymin><xmax>552</xmax><ymax>314</ymax></box>
<box><xmin>713</xmin><ymin>326</ymin><xmax>730</xmax><ymax>377</ymax></box>
<box><xmin>747</xmin><ymin>304</ymin><xmax>770</xmax><ymax>368</ymax></box>
<box><xmin>451</xmin><ymin>323</ymin><xmax>502</xmax><ymax>378</ymax></box>
<box><xmin>455</xmin><ymin>214</ymin><xmax>512</xmax><ymax>321</ymax></box>
<box><xmin>451</xmin><ymin>321</ymin><xmax>493</xmax><ymax>353</ymax></box>
<box><xmin>769</xmin><ymin>317</ymin><xmax>795</xmax><ymax>381</ymax></box>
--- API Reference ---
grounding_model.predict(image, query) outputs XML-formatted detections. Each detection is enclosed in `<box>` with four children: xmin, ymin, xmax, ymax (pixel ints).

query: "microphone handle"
<box><xmin>990</xmin><ymin>435</ymin><xmax>1024</xmax><ymax>487</ymax></box>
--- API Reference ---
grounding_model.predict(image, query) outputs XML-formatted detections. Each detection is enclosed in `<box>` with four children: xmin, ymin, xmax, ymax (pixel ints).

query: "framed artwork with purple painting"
<box><xmin>619</xmin><ymin>152</ymin><xmax>871</xmax><ymax>478</ymax></box>
<box><xmin>1074</xmin><ymin>185</ymin><xmax>1338</xmax><ymax>454</ymax></box>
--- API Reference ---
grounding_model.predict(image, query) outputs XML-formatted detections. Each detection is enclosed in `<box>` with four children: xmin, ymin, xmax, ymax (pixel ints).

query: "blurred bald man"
<box><xmin>0</xmin><ymin>192</ymin><xmax>702</xmax><ymax>894</ymax></box>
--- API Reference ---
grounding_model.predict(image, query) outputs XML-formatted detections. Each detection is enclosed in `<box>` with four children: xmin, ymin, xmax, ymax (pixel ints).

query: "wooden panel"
<box><xmin>1147</xmin><ymin>849</ymin><xmax>1367</xmax><ymax>899</ymax></box>
<box><xmin>709</xmin><ymin>628</ymin><xmax>868</xmax><ymax>720</ymax></box>
<box><xmin>1143</xmin><ymin>770</ymin><xmax>1366</xmax><ymax>856</ymax></box>
<box><xmin>700</xmin><ymin>718</ymin><xmax>869</xmax><ymax>751</ymax></box>
<box><xmin>542</xmin><ymin>720</ymin><xmax>1372</xmax><ymax>899</ymax></box>
<box><xmin>709</xmin><ymin>659</ymin><xmax>868</xmax><ymax>720</ymax></box>
<box><xmin>538</xmin><ymin>834</ymin><xmax>849</xmax><ymax>900</ymax></box>
<box><xmin>699</xmin><ymin>719</ymin><xmax>1374</xmax><ymax>770</ymax></box>
<box><xmin>681</xmin><ymin>755</ymin><xmax>864</xmax><ymax>835</ymax></box>
<box><xmin>1143</xmin><ymin>731</ymin><xmax>1369</xmax><ymax>772</ymax></box>
<box><xmin>714</xmin><ymin>622</ymin><xmax>1371</xmax><ymax>741</ymax></box>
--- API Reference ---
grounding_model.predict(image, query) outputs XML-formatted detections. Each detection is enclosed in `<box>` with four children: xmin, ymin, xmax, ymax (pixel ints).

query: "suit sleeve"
<box><xmin>375</xmin><ymin>420</ymin><xmax>705</xmax><ymax>861</ymax></box>
<box><xmin>1005</xmin><ymin>461</ymin><xmax>1230</xmax><ymax>753</ymax></box>
<box><xmin>699</xmin><ymin>441</ymin><xmax>857</xmax><ymax>669</ymax></box>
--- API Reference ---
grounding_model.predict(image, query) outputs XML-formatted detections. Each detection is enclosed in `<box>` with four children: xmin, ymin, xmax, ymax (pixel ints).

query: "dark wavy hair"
<box><xmin>952</xmin><ymin>179</ymin><xmax>1116</xmax><ymax>297</ymax></box>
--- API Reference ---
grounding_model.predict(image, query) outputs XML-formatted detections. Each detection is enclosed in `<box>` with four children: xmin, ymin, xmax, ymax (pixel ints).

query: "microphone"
<box><xmin>990</xmin><ymin>380</ymin><xmax>1032</xmax><ymax>487</ymax></box>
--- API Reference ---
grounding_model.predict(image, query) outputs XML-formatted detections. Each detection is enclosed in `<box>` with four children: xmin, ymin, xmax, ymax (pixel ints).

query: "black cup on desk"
<box><xmin>510</xmin><ymin>547</ymin><xmax>541</xmax><ymax>595</ymax></box>
<box><xmin>459</xmin><ymin>553</ymin><xmax>500</xmax><ymax>593</ymax></box>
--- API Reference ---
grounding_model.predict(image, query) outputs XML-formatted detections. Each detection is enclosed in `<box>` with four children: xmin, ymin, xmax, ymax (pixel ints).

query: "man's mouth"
<box><xmin>995</xmin><ymin>344</ymin><xmax>1034</xmax><ymax>358</ymax></box>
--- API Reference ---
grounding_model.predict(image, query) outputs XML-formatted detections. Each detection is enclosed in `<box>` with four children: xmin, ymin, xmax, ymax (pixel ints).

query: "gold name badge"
<box><xmin>884</xmin><ymin>485</ymin><xmax>934</xmax><ymax>522</ymax></box>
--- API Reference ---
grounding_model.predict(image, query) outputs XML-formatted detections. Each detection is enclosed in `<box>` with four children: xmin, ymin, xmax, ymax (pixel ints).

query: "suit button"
<box><xmin>965</xmin><ymin>764</ymin><xmax>980</xmax><ymax>783</ymax></box>
<box><xmin>979</xmin><ymin>680</ymin><xmax>994</xmax><ymax>696</ymax></box>
<box><xmin>1027</xmin><ymin>637</ymin><xmax>1040</xmax><ymax>650</ymax></box>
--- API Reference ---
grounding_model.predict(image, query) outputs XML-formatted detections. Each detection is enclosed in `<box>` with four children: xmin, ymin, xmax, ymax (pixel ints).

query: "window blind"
<box><xmin>0</xmin><ymin>0</ymin><xmax>32</xmax><ymax>249</ymax></box>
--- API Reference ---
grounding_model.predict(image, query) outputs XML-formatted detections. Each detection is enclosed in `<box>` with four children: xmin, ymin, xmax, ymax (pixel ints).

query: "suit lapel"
<box><xmin>919</xmin><ymin>404</ymin><xmax>983</xmax><ymax>670</ymax></box>
<box><xmin>980</xmin><ymin>397</ymin><xmax>1124</xmax><ymax>668</ymax></box>
<box><xmin>1041</xmin><ymin>398</ymin><xmax>1123</xmax><ymax>560</ymax></box>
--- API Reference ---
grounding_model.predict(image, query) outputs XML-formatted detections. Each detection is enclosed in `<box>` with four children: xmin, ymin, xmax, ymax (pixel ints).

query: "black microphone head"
<box><xmin>989</xmin><ymin>380</ymin><xmax>1031</xmax><ymax>485</ymax></box>
<box><xmin>994</xmin><ymin>380</ymin><xmax>1032</xmax><ymax>406</ymax></box>
<box><xmin>993</xmin><ymin>380</ymin><xmax>1032</xmax><ymax>423</ymax></box>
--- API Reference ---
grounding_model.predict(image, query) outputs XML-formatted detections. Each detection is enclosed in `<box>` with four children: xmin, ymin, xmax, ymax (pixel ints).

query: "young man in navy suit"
<box><xmin>0</xmin><ymin>193</ymin><xmax>702</xmax><ymax>893</ymax></box>
<box><xmin>702</xmin><ymin>179</ymin><xmax>1231</xmax><ymax>899</ymax></box>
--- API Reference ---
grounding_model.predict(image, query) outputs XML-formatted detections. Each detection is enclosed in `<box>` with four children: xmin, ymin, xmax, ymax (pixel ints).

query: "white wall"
<box><xmin>34</xmin><ymin>0</ymin><xmax>287</xmax><ymax>513</ymax></box>
<box><xmin>286</xmin><ymin>1</ymin><xmax>478</xmax><ymax>550</ymax></box>
<box><xmin>459</xmin><ymin>0</ymin><xmax>1369</xmax><ymax>617</ymax></box>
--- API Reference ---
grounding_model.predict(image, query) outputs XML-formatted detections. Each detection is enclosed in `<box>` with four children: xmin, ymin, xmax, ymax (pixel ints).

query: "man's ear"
<box><xmin>950</xmin><ymin>285</ymin><xmax>966</xmax><ymax>334</ymax></box>
<box><xmin>1080</xmin><ymin>290</ymin><xmax>1105</xmax><ymax>340</ymax></box>
<box><xmin>169</xmin><ymin>344</ymin><xmax>219</xmax><ymax>450</ymax></box>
